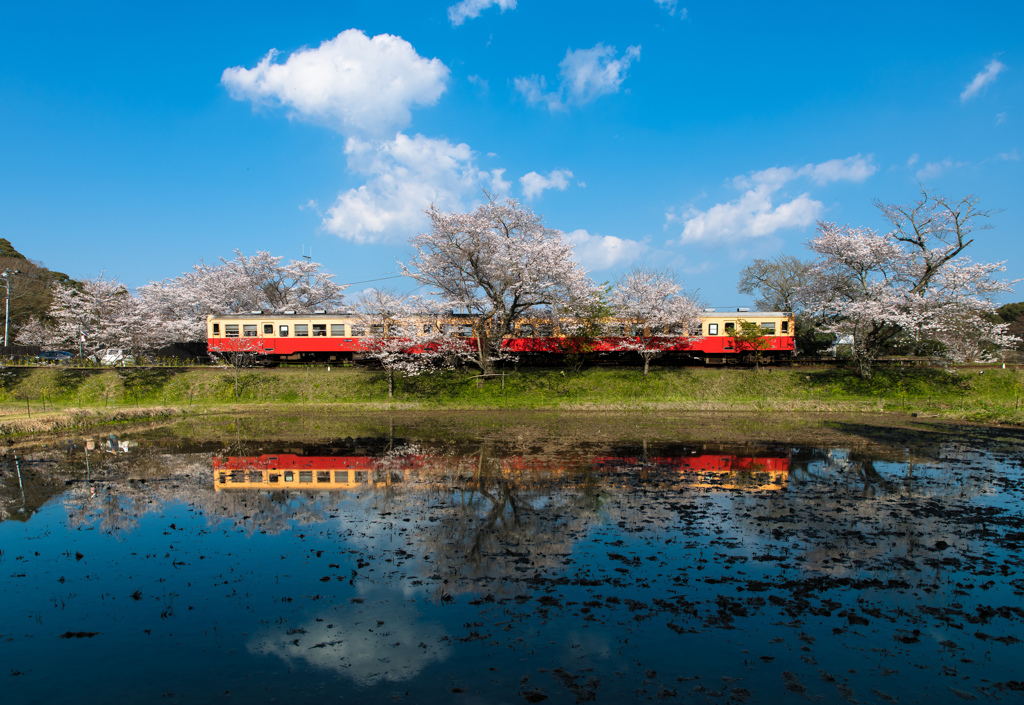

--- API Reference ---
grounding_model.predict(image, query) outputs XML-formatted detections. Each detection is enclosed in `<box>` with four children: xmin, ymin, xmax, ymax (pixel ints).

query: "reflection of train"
<box><xmin>213</xmin><ymin>452</ymin><xmax>790</xmax><ymax>492</ymax></box>
<box><xmin>206</xmin><ymin>310</ymin><xmax>795</xmax><ymax>365</ymax></box>
<box><xmin>213</xmin><ymin>454</ymin><xmax>413</xmax><ymax>491</ymax></box>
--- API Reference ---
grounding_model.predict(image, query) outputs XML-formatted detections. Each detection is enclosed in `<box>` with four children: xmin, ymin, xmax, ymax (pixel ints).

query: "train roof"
<box><xmin>207</xmin><ymin>309</ymin><xmax>793</xmax><ymax>319</ymax></box>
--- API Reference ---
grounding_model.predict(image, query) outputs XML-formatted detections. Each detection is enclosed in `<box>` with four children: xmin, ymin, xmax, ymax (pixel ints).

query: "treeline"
<box><xmin>8</xmin><ymin>190</ymin><xmax>1023</xmax><ymax>380</ymax></box>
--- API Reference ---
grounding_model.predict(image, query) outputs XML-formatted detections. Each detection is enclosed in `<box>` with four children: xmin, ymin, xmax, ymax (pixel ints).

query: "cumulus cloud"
<box><xmin>448</xmin><ymin>0</ymin><xmax>516</xmax><ymax>26</ymax></box>
<box><xmin>566</xmin><ymin>229</ymin><xmax>648</xmax><ymax>270</ymax></box>
<box><xmin>960</xmin><ymin>59</ymin><xmax>1006</xmax><ymax>103</ymax></box>
<box><xmin>680</xmin><ymin>188</ymin><xmax>823</xmax><ymax>244</ymax></box>
<box><xmin>223</xmin><ymin>29</ymin><xmax>556</xmax><ymax>245</ymax></box>
<box><xmin>520</xmin><ymin>169</ymin><xmax>573</xmax><ymax>200</ymax></box>
<box><xmin>674</xmin><ymin>155</ymin><xmax>876</xmax><ymax>245</ymax></box>
<box><xmin>222</xmin><ymin>29</ymin><xmax>449</xmax><ymax>136</ymax></box>
<box><xmin>323</xmin><ymin>133</ymin><xmax>506</xmax><ymax>243</ymax></box>
<box><xmin>515</xmin><ymin>43</ymin><xmax>641</xmax><ymax>111</ymax></box>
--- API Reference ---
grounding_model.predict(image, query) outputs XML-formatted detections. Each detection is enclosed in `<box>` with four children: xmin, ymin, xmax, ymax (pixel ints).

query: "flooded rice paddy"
<box><xmin>2</xmin><ymin>416</ymin><xmax>1024</xmax><ymax>704</ymax></box>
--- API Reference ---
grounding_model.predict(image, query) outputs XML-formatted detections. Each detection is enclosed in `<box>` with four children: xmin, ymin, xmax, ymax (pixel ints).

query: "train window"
<box><xmin>334</xmin><ymin>470</ymin><xmax>349</xmax><ymax>483</ymax></box>
<box><xmin>781</xmin><ymin>321</ymin><xmax>789</xmax><ymax>333</ymax></box>
<box><xmin>316</xmin><ymin>471</ymin><xmax>330</xmax><ymax>483</ymax></box>
<box><xmin>538</xmin><ymin>324</ymin><xmax>553</xmax><ymax>337</ymax></box>
<box><xmin>370</xmin><ymin>325</ymin><xmax>384</xmax><ymax>336</ymax></box>
<box><xmin>708</xmin><ymin>323</ymin><xmax>719</xmax><ymax>335</ymax></box>
<box><xmin>299</xmin><ymin>471</ymin><xmax>313</xmax><ymax>483</ymax></box>
<box><xmin>213</xmin><ymin>323</ymin><xmax>220</xmax><ymax>335</ymax></box>
<box><xmin>263</xmin><ymin>324</ymin><xmax>274</xmax><ymax>335</ymax></box>
<box><xmin>761</xmin><ymin>322</ymin><xmax>776</xmax><ymax>333</ymax></box>
<box><xmin>519</xmin><ymin>324</ymin><xmax>534</xmax><ymax>336</ymax></box>
<box><xmin>460</xmin><ymin>325</ymin><xmax>474</xmax><ymax>337</ymax></box>
<box><xmin>696</xmin><ymin>324</ymin><xmax>703</xmax><ymax>336</ymax></box>
<box><xmin>279</xmin><ymin>325</ymin><xmax>289</xmax><ymax>337</ymax></box>
<box><xmin>243</xmin><ymin>324</ymin><xmax>257</xmax><ymax>337</ymax></box>
<box><xmin>351</xmin><ymin>325</ymin><xmax>366</xmax><ymax>336</ymax></box>
<box><xmin>387</xmin><ymin>324</ymin><xmax>399</xmax><ymax>336</ymax></box>
<box><xmin>269</xmin><ymin>473</ymin><xmax>279</xmax><ymax>483</ymax></box>
<box><xmin>725</xmin><ymin>322</ymin><xmax>735</xmax><ymax>333</ymax></box>
<box><xmin>354</xmin><ymin>470</ymin><xmax>368</xmax><ymax>483</ymax></box>
<box><xmin>313</xmin><ymin>324</ymin><xmax>327</xmax><ymax>337</ymax></box>
<box><xmin>422</xmin><ymin>324</ymin><xmax>433</xmax><ymax>334</ymax></box>
<box><xmin>225</xmin><ymin>324</ymin><xmax>239</xmax><ymax>338</ymax></box>
<box><xmin>284</xmin><ymin>471</ymin><xmax>294</xmax><ymax>482</ymax></box>
<box><xmin>295</xmin><ymin>324</ymin><xmax>309</xmax><ymax>337</ymax></box>
<box><xmin>331</xmin><ymin>324</ymin><xmax>345</xmax><ymax>336</ymax></box>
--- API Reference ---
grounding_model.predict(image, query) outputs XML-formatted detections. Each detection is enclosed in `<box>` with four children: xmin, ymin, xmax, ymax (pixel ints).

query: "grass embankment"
<box><xmin>0</xmin><ymin>363</ymin><xmax>1022</xmax><ymax>434</ymax></box>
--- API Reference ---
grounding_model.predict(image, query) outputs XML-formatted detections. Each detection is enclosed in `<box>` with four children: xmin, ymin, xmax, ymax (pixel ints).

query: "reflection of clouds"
<box><xmin>247</xmin><ymin>602</ymin><xmax>450</xmax><ymax>686</ymax></box>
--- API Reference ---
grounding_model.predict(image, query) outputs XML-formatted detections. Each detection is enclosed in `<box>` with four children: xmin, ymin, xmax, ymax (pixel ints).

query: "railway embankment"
<box><xmin>0</xmin><ymin>364</ymin><xmax>1021</xmax><ymax>436</ymax></box>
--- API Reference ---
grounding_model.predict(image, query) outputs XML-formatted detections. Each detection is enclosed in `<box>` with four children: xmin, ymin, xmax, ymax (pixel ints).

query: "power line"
<box><xmin>339</xmin><ymin>274</ymin><xmax>406</xmax><ymax>286</ymax></box>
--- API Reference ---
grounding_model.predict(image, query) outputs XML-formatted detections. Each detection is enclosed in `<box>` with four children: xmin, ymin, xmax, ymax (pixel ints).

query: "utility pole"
<box><xmin>2</xmin><ymin>268</ymin><xmax>22</xmax><ymax>348</ymax></box>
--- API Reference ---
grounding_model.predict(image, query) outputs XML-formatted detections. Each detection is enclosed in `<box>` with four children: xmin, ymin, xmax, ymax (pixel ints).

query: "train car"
<box><xmin>206</xmin><ymin>310</ymin><xmax>795</xmax><ymax>365</ymax></box>
<box><xmin>214</xmin><ymin>452</ymin><xmax>790</xmax><ymax>492</ymax></box>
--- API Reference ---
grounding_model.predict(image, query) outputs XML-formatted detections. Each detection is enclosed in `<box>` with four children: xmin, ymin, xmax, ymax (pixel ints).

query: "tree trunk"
<box><xmin>643</xmin><ymin>356</ymin><xmax>650</xmax><ymax>376</ymax></box>
<box><xmin>388</xmin><ymin>368</ymin><xmax>394</xmax><ymax>398</ymax></box>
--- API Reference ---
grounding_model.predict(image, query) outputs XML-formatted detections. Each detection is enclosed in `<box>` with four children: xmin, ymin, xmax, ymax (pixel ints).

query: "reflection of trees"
<box><xmin>730</xmin><ymin>443</ymin><xmax>1006</xmax><ymax>579</ymax></box>
<box><xmin>401</xmin><ymin>442</ymin><xmax>606</xmax><ymax>593</ymax></box>
<box><xmin>11</xmin><ymin>432</ymin><xmax>1016</xmax><ymax>600</ymax></box>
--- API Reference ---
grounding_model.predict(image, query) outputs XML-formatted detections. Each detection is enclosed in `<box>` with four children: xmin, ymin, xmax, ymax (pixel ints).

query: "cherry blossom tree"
<box><xmin>401</xmin><ymin>196</ymin><xmax>598</xmax><ymax>377</ymax></box>
<box><xmin>19</xmin><ymin>276</ymin><xmax>154</xmax><ymax>358</ymax></box>
<box><xmin>138</xmin><ymin>250</ymin><xmax>348</xmax><ymax>343</ymax></box>
<box><xmin>607</xmin><ymin>267</ymin><xmax>703</xmax><ymax>375</ymax></box>
<box><xmin>354</xmin><ymin>289</ymin><xmax>449</xmax><ymax>398</ymax></box>
<box><xmin>802</xmin><ymin>192</ymin><xmax>1017</xmax><ymax>377</ymax></box>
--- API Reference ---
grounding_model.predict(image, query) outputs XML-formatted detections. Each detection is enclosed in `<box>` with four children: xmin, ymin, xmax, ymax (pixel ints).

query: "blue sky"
<box><xmin>2</xmin><ymin>1</ymin><xmax>1021</xmax><ymax>307</ymax></box>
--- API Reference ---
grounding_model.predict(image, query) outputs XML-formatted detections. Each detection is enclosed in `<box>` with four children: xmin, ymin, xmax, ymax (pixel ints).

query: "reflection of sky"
<box><xmin>248</xmin><ymin>589</ymin><xmax>451</xmax><ymax>686</ymax></box>
<box><xmin>5</xmin><ymin>437</ymin><xmax>1024</xmax><ymax>703</ymax></box>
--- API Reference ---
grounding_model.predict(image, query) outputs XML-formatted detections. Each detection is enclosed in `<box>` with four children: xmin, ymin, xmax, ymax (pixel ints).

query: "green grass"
<box><xmin>0</xmin><ymin>363</ymin><xmax>1022</xmax><ymax>425</ymax></box>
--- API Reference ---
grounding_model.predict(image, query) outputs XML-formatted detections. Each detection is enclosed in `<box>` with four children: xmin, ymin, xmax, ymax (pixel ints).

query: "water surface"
<box><xmin>2</xmin><ymin>424</ymin><xmax>1023</xmax><ymax>703</ymax></box>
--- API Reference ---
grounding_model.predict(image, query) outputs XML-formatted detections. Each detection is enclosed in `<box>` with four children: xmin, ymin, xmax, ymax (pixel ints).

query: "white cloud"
<box><xmin>906</xmin><ymin>153</ymin><xmax>920</xmax><ymax>168</ymax></box>
<box><xmin>655</xmin><ymin>0</ymin><xmax>687</xmax><ymax>17</ymax></box>
<box><xmin>515</xmin><ymin>43</ymin><xmax>641</xmax><ymax>112</ymax></box>
<box><xmin>448</xmin><ymin>0</ymin><xmax>516</xmax><ymax>26</ymax></box>
<box><xmin>566</xmin><ymin>229</ymin><xmax>647</xmax><ymax>270</ymax></box>
<box><xmin>915</xmin><ymin>158</ymin><xmax>967</xmax><ymax>181</ymax></box>
<box><xmin>797</xmin><ymin>154</ymin><xmax>877</xmax><ymax>185</ymax></box>
<box><xmin>222</xmin><ymin>29</ymin><xmax>449</xmax><ymax>136</ymax></box>
<box><xmin>467</xmin><ymin>74</ymin><xmax>489</xmax><ymax>92</ymax></box>
<box><xmin>996</xmin><ymin>112</ymin><xmax>1008</xmax><ymax>125</ymax></box>
<box><xmin>675</xmin><ymin>155</ymin><xmax>876</xmax><ymax>245</ymax></box>
<box><xmin>680</xmin><ymin>187</ymin><xmax>822</xmax><ymax>244</ymax></box>
<box><xmin>323</xmin><ymin>133</ymin><xmax>496</xmax><ymax>243</ymax></box>
<box><xmin>519</xmin><ymin>169</ymin><xmax>573</xmax><ymax>200</ymax></box>
<box><xmin>960</xmin><ymin>59</ymin><xmax>1006</xmax><ymax>103</ymax></box>
<box><xmin>513</xmin><ymin>75</ymin><xmax>565</xmax><ymax>112</ymax></box>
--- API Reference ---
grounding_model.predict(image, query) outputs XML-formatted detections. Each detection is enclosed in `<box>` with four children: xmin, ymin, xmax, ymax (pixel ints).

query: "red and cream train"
<box><xmin>206</xmin><ymin>310</ymin><xmax>795</xmax><ymax>365</ymax></box>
